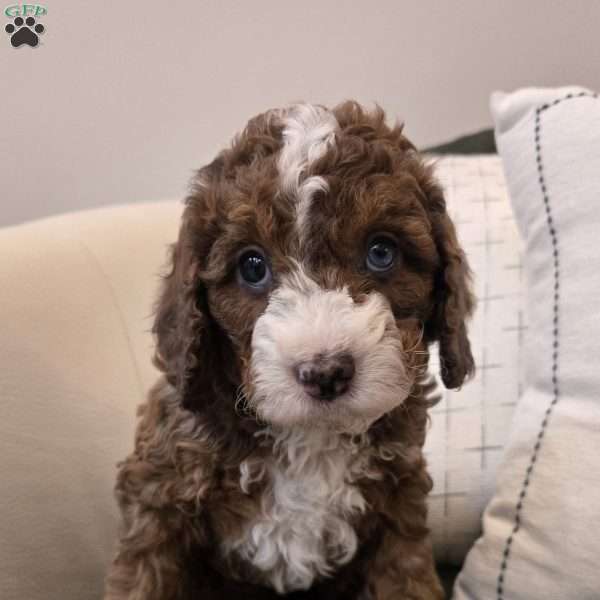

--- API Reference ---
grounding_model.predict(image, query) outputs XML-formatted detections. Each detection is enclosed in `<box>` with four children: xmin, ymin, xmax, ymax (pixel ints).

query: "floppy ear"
<box><xmin>423</xmin><ymin>181</ymin><xmax>476</xmax><ymax>389</ymax></box>
<box><xmin>152</xmin><ymin>201</ymin><xmax>231</xmax><ymax>411</ymax></box>
<box><xmin>152</xmin><ymin>210</ymin><xmax>207</xmax><ymax>401</ymax></box>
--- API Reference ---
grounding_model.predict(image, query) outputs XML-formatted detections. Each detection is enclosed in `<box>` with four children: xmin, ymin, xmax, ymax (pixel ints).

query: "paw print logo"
<box><xmin>5</xmin><ymin>16</ymin><xmax>45</xmax><ymax>47</ymax></box>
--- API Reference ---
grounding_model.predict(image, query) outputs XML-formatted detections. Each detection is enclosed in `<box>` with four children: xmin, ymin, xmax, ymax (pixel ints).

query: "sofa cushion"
<box><xmin>424</xmin><ymin>156</ymin><xmax>524</xmax><ymax>564</ymax></box>
<box><xmin>0</xmin><ymin>202</ymin><xmax>181</xmax><ymax>600</ymax></box>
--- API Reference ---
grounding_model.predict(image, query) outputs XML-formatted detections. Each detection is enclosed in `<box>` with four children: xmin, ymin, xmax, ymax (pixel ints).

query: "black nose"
<box><xmin>295</xmin><ymin>353</ymin><xmax>355</xmax><ymax>401</ymax></box>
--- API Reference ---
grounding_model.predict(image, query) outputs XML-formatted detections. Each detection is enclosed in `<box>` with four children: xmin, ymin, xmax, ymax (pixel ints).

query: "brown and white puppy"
<box><xmin>104</xmin><ymin>102</ymin><xmax>474</xmax><ymax>600</ymax></box>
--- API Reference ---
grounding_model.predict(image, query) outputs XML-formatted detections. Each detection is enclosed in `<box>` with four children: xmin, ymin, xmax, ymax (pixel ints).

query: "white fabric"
<box><xmin>425</xmin><ymin>156</ymin><xmax>525</xmax><ymax>564</ymax></box>
<box><xmin>455</xmin><ymin>86</ymin><xmax>600</xmax><ymax>599</ymax></box>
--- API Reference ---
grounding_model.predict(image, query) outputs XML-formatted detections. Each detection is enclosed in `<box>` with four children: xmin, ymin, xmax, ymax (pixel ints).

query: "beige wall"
<box><xmin>1</xmin><ymin>0</ymin><xmax>598</xmax><ymax>226</ymax></box>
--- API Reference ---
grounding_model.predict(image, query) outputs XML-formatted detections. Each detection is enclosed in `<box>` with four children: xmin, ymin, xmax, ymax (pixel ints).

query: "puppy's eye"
<box><xmin>366</xmin><ymin>235</ymin><xmax>398</xmax><ymax>273</ymax></box>
<box><xmin>237</xmin><ymin>248</ymin><xmax>272</xmax><ymax>290</ymax></box>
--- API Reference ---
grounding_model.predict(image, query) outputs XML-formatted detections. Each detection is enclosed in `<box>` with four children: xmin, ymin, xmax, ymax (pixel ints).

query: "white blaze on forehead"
<box><xmin>277</xmin><ymin>104</ymin><xmax>338</xmax><ymax>239</ymax></box>
<box><xmin>249</xmin><ymin>265</ymin><xmax>411</xmax><ymax>432</ymax></box>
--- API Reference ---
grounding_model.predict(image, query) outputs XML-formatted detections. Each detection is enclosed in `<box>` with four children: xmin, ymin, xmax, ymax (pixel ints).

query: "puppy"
<box><xmin>104</xmin><ymin>102</ymin><xmax>474</xmax><ymax>600</ymax></box>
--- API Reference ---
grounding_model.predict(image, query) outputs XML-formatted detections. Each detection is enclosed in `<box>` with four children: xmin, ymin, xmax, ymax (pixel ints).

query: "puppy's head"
<box><xmin>153</xmin><ymin>102</ymin><xmax>474</xmax><ymax>433</ymax></box>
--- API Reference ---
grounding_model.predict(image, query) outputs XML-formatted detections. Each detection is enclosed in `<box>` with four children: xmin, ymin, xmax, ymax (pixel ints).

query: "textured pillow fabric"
<box><xmin>424</xmin><ymin>156</ymin><xmax>525</xmax><ymax>564</ymax></box>
<box><xmin>454</xmin><ymin>87</ymin><xmax>600</xmax><ymax>599</ymax></box>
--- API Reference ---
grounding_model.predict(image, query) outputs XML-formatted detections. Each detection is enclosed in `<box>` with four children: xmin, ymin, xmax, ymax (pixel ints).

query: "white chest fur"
<box><xmin>222</xmin><ymin>428</ymin><xmax>371</xmax><ymax>593</ymax></box>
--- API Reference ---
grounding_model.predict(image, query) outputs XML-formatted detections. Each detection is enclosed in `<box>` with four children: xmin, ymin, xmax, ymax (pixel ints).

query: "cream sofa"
<box><xmin>0</xmin><ymin>164</ymin><xmax>520</xmax><ymax>598</ymax></box>
<box><xmin>0</xmin><ymin>202</ymin><xmax>182</xmax><ymax>600</ymax></box>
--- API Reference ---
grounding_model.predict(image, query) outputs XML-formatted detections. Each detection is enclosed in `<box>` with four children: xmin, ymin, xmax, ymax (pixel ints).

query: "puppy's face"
<box><xmin>154</xmin><ymin>103</ymin><xmax>474</xmax><ymax>433</ymax></box>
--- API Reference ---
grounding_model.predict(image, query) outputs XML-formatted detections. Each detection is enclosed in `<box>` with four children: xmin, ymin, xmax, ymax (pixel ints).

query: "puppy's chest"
<box><xmin>219</xmin><ymin>432</ymin><xmax>370</xmax><ymax>594</ymax></box>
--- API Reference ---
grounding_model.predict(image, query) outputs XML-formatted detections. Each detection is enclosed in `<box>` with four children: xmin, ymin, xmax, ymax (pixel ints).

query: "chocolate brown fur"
<box><xmin>104</xmin><ymin>101</ymin><xmax>474</xmax><ymax>600</ymax></box>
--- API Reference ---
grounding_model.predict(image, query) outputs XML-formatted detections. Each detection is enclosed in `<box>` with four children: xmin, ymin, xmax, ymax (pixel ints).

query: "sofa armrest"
<box><xmin>0</xmin><ymin>201</ymin><xmax>181</xmax><ymax>600</ymax></box>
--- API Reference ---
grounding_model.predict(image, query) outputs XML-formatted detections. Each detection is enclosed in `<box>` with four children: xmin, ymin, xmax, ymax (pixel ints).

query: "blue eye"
<box><xmin>366</xmin><ymin>235</ymin><xmax>398</xmax><ymax>273</ymax></box>
<box><xmin>237</xmin><ymin>248</ymin><xmax>272</xmax><ymax>290</ymax></box>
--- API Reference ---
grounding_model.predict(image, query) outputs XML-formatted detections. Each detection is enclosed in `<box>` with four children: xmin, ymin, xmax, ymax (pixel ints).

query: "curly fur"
<box><xmin>223</xmin><ymin>427</ymin><xmax>370</xmax><ymax>593</ymax></box>
<box><xmin>104</xmin><ymin>101</ymin><xmax>475</xmax><ymax>600</ymax></box>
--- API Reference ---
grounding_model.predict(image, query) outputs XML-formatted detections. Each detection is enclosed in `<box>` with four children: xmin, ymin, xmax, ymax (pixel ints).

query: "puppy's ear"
<box><xmin>423</xmin><ymin>179</ymin><xmax>475</xmax><ymax>389</ymax></box>
<box><xmin>152</xmin><ymin>209</ymin><xmax>209</xmax><ymax>405</ymax></box>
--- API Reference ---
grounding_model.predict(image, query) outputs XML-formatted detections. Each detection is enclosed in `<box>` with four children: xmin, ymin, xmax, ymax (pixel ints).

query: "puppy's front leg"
<box><xmin>366</xmin><ymin>533</ymin><xmax>444</xmax><ymax>600</ymax></box>
<box><xmin>104</xmin><ymin>505</ymin><xmax>194</xmax><ymax>600</ymax></box>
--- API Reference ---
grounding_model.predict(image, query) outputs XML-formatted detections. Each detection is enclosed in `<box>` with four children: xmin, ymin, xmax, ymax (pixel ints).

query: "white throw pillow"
<box><xmin>424</xmin><ymin>156</ymin><xmax>525</xmax><ymax>564</ymax></box>
<box><xmin>454</xmin><ymin>86</ymin><xmax>600</xmax><ymax>599</ymax></box>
